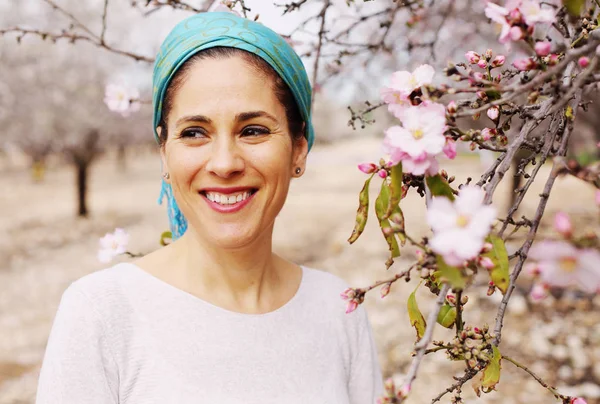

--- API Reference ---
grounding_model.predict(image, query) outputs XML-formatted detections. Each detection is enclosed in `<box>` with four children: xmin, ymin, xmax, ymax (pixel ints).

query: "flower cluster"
<box><xmin>377</xmin><ymin>378</ymin><xmax>410</xmax><ymax>404</ymax></box>
<box><xmin>340</xmin><ymin>287</ymin><xmax>365</xmax><ymax>314</ymax></box>
<box><xmin>485</xmin><ymin>0</ymin><xmax>555</xmax><ymax>45</ymax></box>
<box><xmin>427</xmin><ymin>186</ymin><xmax>497</xmax><ymax>266</ymax></box>
<box><xmin>380</xmin><ymin>65</ymin><xmax>455</xmax><ymax>175</ymax></box>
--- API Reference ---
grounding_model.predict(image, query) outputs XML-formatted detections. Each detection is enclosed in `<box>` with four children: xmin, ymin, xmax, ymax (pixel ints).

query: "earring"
<box><xmin>163</xmin><ymin>172</ymin><xmax>170</xmax><ymax>180</ymax></box>
<box><xmin>295</xmin><ymin>167</ymin><xmax>301</xmax><ymax>175</ymax></box>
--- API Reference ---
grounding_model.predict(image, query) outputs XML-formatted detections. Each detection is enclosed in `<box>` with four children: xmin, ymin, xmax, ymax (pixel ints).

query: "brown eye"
<box><xmin>180</xmin><ymin>128</ymin><xmax>207</xmax><ymax>138</ymax></box>
<box><xmin>241</xmin><ymin>126</ymin><xmax>270</xmax><ymax>137</ymax></box>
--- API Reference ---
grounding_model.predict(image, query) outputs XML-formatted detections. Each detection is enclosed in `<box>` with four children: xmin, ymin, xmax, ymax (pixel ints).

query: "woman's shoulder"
<box><xmin>61</xmin><ymin>262</ymin><xmax>140</xmax><ymax>316</ymax></box>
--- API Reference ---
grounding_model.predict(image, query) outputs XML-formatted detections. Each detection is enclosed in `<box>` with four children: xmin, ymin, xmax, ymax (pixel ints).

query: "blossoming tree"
<box><xmin>3</xmin><ymin>0</ymin><xmax>599</xmax><ymax>402</ymax></box>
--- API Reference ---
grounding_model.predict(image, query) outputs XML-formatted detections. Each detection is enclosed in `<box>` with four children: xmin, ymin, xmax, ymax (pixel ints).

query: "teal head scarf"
<box><xmin>152</xmin><ymin>11</ymin><xmax>315</xmax><ymax>240</ymax></box>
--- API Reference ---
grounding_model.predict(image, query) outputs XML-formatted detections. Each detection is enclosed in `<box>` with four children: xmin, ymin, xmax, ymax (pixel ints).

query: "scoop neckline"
<box><xmin>119</xmin><ymin>262</ymin><xmax>307</xmax><ymax>318</ymax></box>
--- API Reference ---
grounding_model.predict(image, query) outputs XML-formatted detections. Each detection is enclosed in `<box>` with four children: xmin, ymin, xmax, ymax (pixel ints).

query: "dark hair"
<box><xmin>157</xmin><ymin>47</ymin><xmax>304</xmax><ymax>146</ymax></box>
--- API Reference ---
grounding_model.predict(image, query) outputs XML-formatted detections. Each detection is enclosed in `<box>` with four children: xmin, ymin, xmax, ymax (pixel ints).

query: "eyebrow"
<box><xmin>175</xmin><ymin>111</ymin><xmax>278</xmax><ymax>127</ymax></box>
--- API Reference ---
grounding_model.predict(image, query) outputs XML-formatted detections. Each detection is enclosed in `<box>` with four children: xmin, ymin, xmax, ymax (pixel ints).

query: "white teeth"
<box><xmin>205</xmin><ymin>191</ymin><xmax>252</xmax><ymax>205</ymax></box>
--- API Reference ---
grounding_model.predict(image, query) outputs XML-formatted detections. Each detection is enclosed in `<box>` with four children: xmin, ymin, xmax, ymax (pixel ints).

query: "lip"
<box><xmin>200</xmin><ymin>188</ymin><xmax>257</xmax><ymax>214</ymax></box>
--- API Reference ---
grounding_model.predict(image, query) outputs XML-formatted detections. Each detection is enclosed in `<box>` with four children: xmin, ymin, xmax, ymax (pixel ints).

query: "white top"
<box><xmin>36</xmin><ymin>263</ymin><xmax>383</xmax><ymax>404</ymax></box>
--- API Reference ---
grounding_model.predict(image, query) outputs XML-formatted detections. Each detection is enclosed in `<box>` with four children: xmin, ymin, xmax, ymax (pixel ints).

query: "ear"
<box><xmin>291</xmin><ymin>135</ymin><xmax>309</xmax><ymax>177</ymax></box>
<box><xmin>157</xmin><ymin>127</ymin><xmax>169</xmax><ymax>181</ymax></box>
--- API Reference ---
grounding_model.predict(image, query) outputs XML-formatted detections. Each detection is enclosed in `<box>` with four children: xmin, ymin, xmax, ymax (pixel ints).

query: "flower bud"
<box><xmin>345</xmin><ymin>299</ymin><xmax>359</xmax><ymax>314</ymax></box>
<box><xmin>491</xmin><ymin>55</ymin><xmax>505</xmax><ymax>68</ymax></box>
<box><xmin>513</xmin><ymin>58</ymin><xmax>537</xmax><ymax>71</ymax></box>
<box><xmin>378</xmin><ymin>169</ymin><xmax>388</xmax><ymax>178</ymax></box>
<box><xmin>509</xmin><ymin>25</ymin><xmax>524</xmax><ymax>41</ymax></box>
<box><xmin>534</xmin><ymin>41</ymin><xmax>551</xmax><ymax>56</ymax></box>
<box><xmin>481</xmin><ymin>128</ymin><xmax>497</xmax><ymax>141</ymax></box>
<box><xmin>476</xmin><ymin>91</ymin><xmax>488</xmax><ymax>100</ymax></box>
<box><xmin>529</xmin><ymin>283</ymin><xmax>549</xmax><ymax>302</ymax></box>
<box><xmin>578</xmin><ymin>56</ymin><xmax>590</xmax><ymax>68</ymax></box>
<box><xmin>461</xmin><ymin>295</ymin><xmax>469</xmax><ymax>305</ymax></box>
<box><xmin>473</xmin><ymin>72</ymin><xmax>485</xmax><ymax>81</ymax></box>
<box><xmin>383</xmin><ymin>377</ymin><xmax>395</xmax><ymax>395</ymax></box>
<box><xmin>398</xmin><ymin>383</ymin><xmax>411</xmax><ymax>398</ymax></box>
<box><xmin>358</xmin><ymin>162</ymin><xmax>377</xmax><ymax>174</ymax></box>
<box><xmin>340</xmin><ymin>288</ymin><xmax>356</xmax><ymax>300</ymax></box>
<box><xmin>480</xmin><ymin>256</ymin><xmax>495</xmax><ymax>270</ymax></box>
<box><xmin>487</xmin><ymin>106</ymin><xmax>499</xmax><ymax>121</ymax></box>
<box><xmin>447</xmin><ymin>100</ymin><xmax>457</xmax><ymax>114</ymax></box>
<box><xmin>472</xmin><ymin>112</ymin><xmax>481</xmax><ymax>121</ymax></box>
<box><xmin>465</xmin><ymin>51</ymin><xmax>480</xmax><ymax>64</ymax></box>
<box><xmin>484</xmin><ymin>48</ymin><xmax>493</xmax><ymax>59</ymax></box>
<box><xmin>553</xmin><ymin>211</ymin><xmax>573</xmax><ymax>237</ymax></box>
<box><xmin>548</xmin><ymin>53</ymin><xmax>560</xmax><ymax>66</ymax></box>
<box><xmin>469</xmin><ymin>142</ymin><xmax>477</xmax><ymax>151</ymax></box>
<box><xmin>477</xmin><ymin>59</ymin><xmax>488</xmax><ymax>69</ymax></box>
<box><xmin>443</xmin><ymin>138</ymin><xmax>457</xmax><ymax>159</ymax></box>
<box><xmin>571</xmin><ymin>398</ymin><xmax>588</xmax><ymax>404</ymax></box>
<box><xmin>380</xmin><ymin>282</ymin><xmax>391</xmax><ymax>298</ymax></box>
<box><xmin>446</xmin><ymin>293</ymin><xmax>456</xmax><ymax>305</ymax></box>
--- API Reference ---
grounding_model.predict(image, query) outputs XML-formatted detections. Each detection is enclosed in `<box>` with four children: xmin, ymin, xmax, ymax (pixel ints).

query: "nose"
<box><xmin>204</xmin><ymin>135</ymin><xmax>245</xmax><ymax>178</ymax></box>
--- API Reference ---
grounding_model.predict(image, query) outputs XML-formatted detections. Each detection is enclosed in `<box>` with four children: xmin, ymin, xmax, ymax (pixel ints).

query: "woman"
<box><xmin>36</xmin><ymin>11</ymin><xmax>383</xmax><ymax>404</ymax></box>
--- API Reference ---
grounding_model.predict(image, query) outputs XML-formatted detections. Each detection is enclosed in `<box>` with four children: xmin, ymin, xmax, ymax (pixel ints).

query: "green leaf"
<box><xmin>485</xmin><ymin>90</ymin><xmax>502</xmax><ymax>101</ymax></box>
<box><xmin>563</xmin><ymin>0</ymin><xmax>584</xmax><ymax>16</ymax></box>
<box><xmin>437</xmin><ymin>304</ymin><xmax>457</xmax><ymax>328</ymax></box>
<box><xmin>376</xmin><ymin>181</ymin><xmax>401</xmax><ymax>267</ymax></box>
<box><xmin>160</xmin><ymin>231</ymin><xmax>172</xmax><ymax>246</ymax></box>
<box><xmin>483</xmin><ymin>235</ymin><xmax>510</xmax><ymax>294</ymax></box>
<box><xmin>348</xmin><ymin>175</ymin><xmax>373</xmax><ymax>244</ymax></box>
<box><xmin>481</xmin><ymin>346</ymin><xmax>502</xmax><ymax>392</ymax></box>
<box><xmin>436</xmin><ymin>256</ymin><xmax>466</xmax><ymax>290</ymax></box>
<box><xmin>384</xmin><ymin>163</ymin><xmax>403</xmax><ymax>219</ymax></box>
<box><xmin>407</xmin><ymin>285</ymin><xmax>427</xmax><ymax>341</ymax></box>
<box><xmin>426</xmin><ymin>174</ymin><xmax>455</xmax><ymax>200</ymax></box>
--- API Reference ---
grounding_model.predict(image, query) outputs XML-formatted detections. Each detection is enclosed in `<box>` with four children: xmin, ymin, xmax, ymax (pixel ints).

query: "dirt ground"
<box><xmin>0</xmin><ymin>137</ymin><xmax>598</xmax><ymax>403</ymax></box>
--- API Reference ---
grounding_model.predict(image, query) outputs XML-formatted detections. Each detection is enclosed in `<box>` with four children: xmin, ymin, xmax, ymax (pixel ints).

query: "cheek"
<box><xmin>166</xmin><ymin>145</ymin><xmax>206</xmax><ymax>178</ymax></box>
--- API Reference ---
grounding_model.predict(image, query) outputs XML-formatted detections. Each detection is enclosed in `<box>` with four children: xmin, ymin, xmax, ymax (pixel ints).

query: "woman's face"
<box><xmin>160</xmin><ymin>55</ymin><xmax>308</xmax><ymax>249</ymax></box>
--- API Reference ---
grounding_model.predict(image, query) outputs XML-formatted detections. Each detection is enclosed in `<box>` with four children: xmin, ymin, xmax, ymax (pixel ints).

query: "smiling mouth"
<box><xmin>201</xmin><ymin>189</ymin><xmax>257</xmax><ymax>206</ymax></box>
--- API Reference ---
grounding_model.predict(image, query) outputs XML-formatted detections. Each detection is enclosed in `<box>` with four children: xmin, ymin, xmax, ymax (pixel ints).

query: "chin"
<box><xmin>200</xmin><ymin>225</ymin><xmax>264</xmax><ymax>250</ymax></box>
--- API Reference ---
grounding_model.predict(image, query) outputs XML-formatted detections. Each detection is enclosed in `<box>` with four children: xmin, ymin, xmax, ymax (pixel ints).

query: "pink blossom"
<box><xmin>477</xmin><ymin>59</ymin><xmax>488</xmax><ymax>69</ymax></box>
<box><xmin>571</xmin><ymin>398</ymin><xmax>588</xmax><ymax>404</ymax></box>
<box><xmin>443</xmin><ymin>137</ymin><xmax>457</xmax><ymax>159</ymax></box>
<box><xmin>381</xmin><ymin>65</ymin><xmax>435</xmax><ymax>116</ymax></box>
<box><xmin>491</xmin><ymin>55</ymin><xmax>506</xmax><ymax>67</ymax></box>
<box><xmin>535</xmin><ymin>41</ymin><xmax>551</xmax><ymax>56</ymax></box>
<box><xmin>358</xmin><ymin>163</ymin><xmax>377</xmax><ymax>174</ymax></box>
<box><xmin>399</xmin><ymin>153</ymin><xmax>440</xmax><ymax>176</ymax></box>
<box><xmin>427</xmin><ymin>186</ymin><xmax>498</xmax><ymax>266</ymax></box>
<box><xmin>578</xmin><ymin>56</ymin><xmax>590</xmax><ymax>68</ymax></box>
<box><xmin>104</xmin><ymin>84</ymin><xmax>141</xmax><ymax>118</ymax></box>
<box><xmin>340</xmin><ymin>287</ymin><xmax>356</xmax><ymax>300</ymax></box>
<box><xmin>97</xmin><ymin>228</ymin><xmax>130</xmax><ymax>263</ymax></box>
<box><xmin>529</xmin><ymin>283</ymin><xmax>549</xmax><ymax>301</ymax></box>
<box><xmin>520</xmin><ymin>0</ymin><xmax>556</xmax><ymax>25</ymax></box>
<box><xmin>384</xmin><ymin>103</ymin><xmax>447</xmax><ymax>159</ymax></box>
<box><xmin>528</xmin><ymin>240</ymin><xmax>600</xmax><ymax>294</ymax></box>
<box><xmin>553</xmin><ymin>211</ymin><xmax>573</xmax><ymax>237</ymax></box>
<box><xmin>472</xmin><ymin>72</ymin><xmax>485</xmax><ymax>82</ymax></box>
<box><xmin>513</xmin><ymin>58</ymin><xmax>537</xmax><ymax>71</ymax></box>
<box><xmin>378</xmin><ymin>169</ymin><xmax>388</xmax><ymax>178</ymax></box>
<box><xmin>465</xmin><ymin>51</ymin><xmax>481</xmax><ymax>64</ymax></box>
<box><xmin>487</xmin><ymin>106</ymin><xmax>500</xmax><ymax>121</ymax></box>
<box><xmin>548</xmin><ymin>53</ymin><xmax>560</xmax><ymax>65</ymax></box>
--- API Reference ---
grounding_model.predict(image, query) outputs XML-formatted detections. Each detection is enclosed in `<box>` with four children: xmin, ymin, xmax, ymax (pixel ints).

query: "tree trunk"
<box><xmin>76</xmin><ymin>159</ymin><xmax>89</xmax><ymax>217</ymax></box>
<box><xmin>116</xmin><ymin>144</ymin><xmax>127</xmax><ymax>171</ymax></box>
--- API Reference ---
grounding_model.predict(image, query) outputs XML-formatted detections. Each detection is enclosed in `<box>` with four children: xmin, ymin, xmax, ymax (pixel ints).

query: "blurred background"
<box><xmin>0</xmin><ymin>0</ymin><xmax>599</xmax><ymax>402</ymax></box>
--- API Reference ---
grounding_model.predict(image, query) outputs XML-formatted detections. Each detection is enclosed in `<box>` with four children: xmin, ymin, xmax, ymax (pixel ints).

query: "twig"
<box><xmin>492</xmin><ymin>92</ymin><xmax>580</xmax><ymax>346</ymax></box>
<box><xmin>100</xmin><ymin>0</ymin><xmax>109</xmax><ymax>44</ymax></box>
<box><xmin>501</xmin><ymin>355</ymin><xmax>569</xmax><ymax>401</ymax></box>
<box><xmin>311</xmin><ymin>0</ymin><xmax>331</xmax><ymax>105</ymax></box>
<box><xmin>42</xmin><ymin>0</ymin><xmax>99</xmax><ymax>39</ymax></box>
<box><xmin>431</xmin><ymin>369</ymin><xmax>479</xmax><ymax>403</ymax></box>
<box><xmin>0</xmin><ymin>28</ymin><xmax>154</xmax><ymax>63</ymax></box>
<box><xmin>401</xmin><ymin>283</ymin><xmax>451</xmax><ymax>401</ymax></box>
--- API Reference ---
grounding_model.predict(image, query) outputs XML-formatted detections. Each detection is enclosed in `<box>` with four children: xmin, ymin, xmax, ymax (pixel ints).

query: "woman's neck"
<box><xmin>162</xmin><ymin>229</ymin><xmax>294</xmax><ymax>313</ymax></box>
